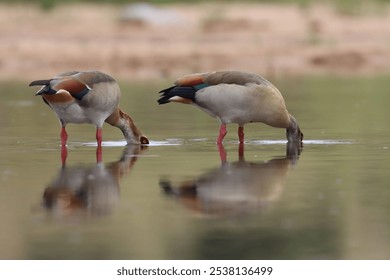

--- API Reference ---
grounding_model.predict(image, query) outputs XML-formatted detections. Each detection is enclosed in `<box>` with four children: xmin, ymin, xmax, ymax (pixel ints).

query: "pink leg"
<box><xmin>61</xmin><ymin>145</ymin><xmax>68</xmax><ymax>166</ymax></box>
<box><xmin>96</xmin><ymin>145</ymin><xmax>102</xmax><ymax>163</ymax></box>
<box><xmin>238</xmin><ymin>126</ymin><xmax>244</xmax><ymax>143</ymax></box>
<box><xmin>217</xmin><ymin>124</ymin><xmax>227</xmax><ymax>144</ymax></box>
<box><xmin>217</xmin><ymin>143</ymin><xmax>227</xmax><ymax>163</ymax></box>
<box><xmin>96</xmin><ymin>128</ymin><xmax>102</xmax><ymax>147</ymax></box>
<box><xmin>60</xmin><ymin>127</ymin><xmax>68</xmax><ymax>146</ymax></box>
<box><xmin>96</xmin><ymin>128</ymin><xmax>103</xmax><ymax>163</ymax></box>
<box><xmin>238</xmin><ymin>141</ymin><xmax>244</xmax><ymax>159</ymax></box>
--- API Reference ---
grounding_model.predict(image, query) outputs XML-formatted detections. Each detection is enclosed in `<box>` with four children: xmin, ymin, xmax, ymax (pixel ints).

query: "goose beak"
<box><xmin>140</xmin><ymin>136</ymin><xmax>149</xmax><ymax>145</ymax></box>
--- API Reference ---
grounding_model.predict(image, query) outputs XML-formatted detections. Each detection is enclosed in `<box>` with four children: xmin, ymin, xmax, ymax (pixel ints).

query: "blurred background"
<box><xmin>2</xmin><ymin>0</ymin><xmax>390</xmax><ymax>81</ymax></box>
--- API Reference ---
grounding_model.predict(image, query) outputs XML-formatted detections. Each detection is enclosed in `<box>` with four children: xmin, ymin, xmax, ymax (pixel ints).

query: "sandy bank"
<box><xmin>2</xmin><ymin>2</ymin><xmax>390</xmax><ymax>81</ymax></box>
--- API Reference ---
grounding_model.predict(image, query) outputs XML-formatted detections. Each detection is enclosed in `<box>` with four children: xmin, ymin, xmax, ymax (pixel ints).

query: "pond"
<box><xmin>0</xmin><ymin>75</ymin><xmax>389</xmax><ymax>259</ymax></box>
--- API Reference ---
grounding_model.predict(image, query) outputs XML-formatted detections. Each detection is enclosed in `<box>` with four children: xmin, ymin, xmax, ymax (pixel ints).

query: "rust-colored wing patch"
<box><xmin>54</xmin><ymin>78</ymin><xmax>87</xmax><ymax>95</ymax></box>
<box><xmin>43</xmin><ymin>92</ymin><xmax>74</xmax><ymax>104</ymax></box>
<box><xmin>175</xmin><ymin>73</ymin><xmax>206</xmax><ymax>86</ymax></box>
<box><xmin>53</xmin><ymin>78</ymin><xmax>90</xmax><ymax>100</ymax></box>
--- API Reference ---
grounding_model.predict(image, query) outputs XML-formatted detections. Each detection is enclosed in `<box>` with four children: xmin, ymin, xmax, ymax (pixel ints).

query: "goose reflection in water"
<box><xmin>161</xmin><ymin>142</ymin><xmax>302</xmax><ymax>217</ymax></box>
<box><xmin>43</xmin><ymin>145</ymin><xmax>147</xmax><ymax>217</ymax></box>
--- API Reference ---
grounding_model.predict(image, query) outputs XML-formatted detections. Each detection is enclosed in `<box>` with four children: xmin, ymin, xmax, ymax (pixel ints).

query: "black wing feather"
<box><xmin>29</xmin><ymin>79</ymin><xmax>57</xmax><ymax>95</ymax></box>
<box><xmin>158</xmin><ymin>86</ymin><xmax>197</xmax><ymax>105</ymax></box>
<box><xmin>29</xmin><ymin>79</ymin><xmax>51</xmax><ymax>87</ymax></box>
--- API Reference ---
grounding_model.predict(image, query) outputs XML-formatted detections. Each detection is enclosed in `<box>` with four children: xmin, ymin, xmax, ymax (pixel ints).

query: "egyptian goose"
<box><xmin>160</xmin><ymin>142</ymin><xmax>300</xmax><ymax>216</ymax></box>
<box><xmin>43</xmin><ymin>145</ymin><xmax>146</xmax><ymax>216</ymax></box>
<box><xmin>158</xmin><ymin>70</ymin><xmax>303</xmax><ymax>144</ymax></box>
<box><xmin>30</xmin><ymin>71</ymin><xmax>149</xmax><ymax>147</ymax></box>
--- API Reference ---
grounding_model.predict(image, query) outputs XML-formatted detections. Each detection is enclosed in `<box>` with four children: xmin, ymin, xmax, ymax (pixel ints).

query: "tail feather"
<box><xmin>29</xmin><ymin>79</ymin><xmax>56</xmax><ymax>95</ymax></box>
<box><xmin>158</xmin><ymin>86</ymin><xmax>197</xmax><ymax>105</ymax></box>
<box><xmin>29</xmin><ymin>79</ymin><xmax>51</xmax><ymax>87</ymax></box>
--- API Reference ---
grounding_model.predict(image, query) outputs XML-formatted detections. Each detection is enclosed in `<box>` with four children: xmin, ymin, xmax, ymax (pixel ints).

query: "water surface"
<box><xmin>0</xmin><ymin>76</ymin><xmax>390</xmax><ymax>259</ymax></box>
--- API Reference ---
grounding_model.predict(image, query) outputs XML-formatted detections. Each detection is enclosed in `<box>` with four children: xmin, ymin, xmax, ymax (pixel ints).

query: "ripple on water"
<box><xmin>81</xmin><ymin>139</ymin><xmax>355</xmax><ymax>147</ymax></box>
<box><xmin>250</xmin><ymin>139</ymin><xmax>355</xmax><ymax>145</ymax></box>
<box><xmin>82</xmin><ymin>139</ymin><xmax>184</xmax><ymax>147</ymax></box>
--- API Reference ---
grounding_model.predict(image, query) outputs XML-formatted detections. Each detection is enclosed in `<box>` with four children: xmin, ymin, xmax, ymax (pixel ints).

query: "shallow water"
<box><xmin>1</xmin><ymin>76</ymin><xmax>390</xmax><ymax>259</ymax></box>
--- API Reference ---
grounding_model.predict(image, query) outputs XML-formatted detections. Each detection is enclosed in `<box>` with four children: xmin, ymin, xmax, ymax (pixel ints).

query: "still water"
<box><xmin>0</xmin><ymin>76</ymin><xmax>390</xmax><ymax>259</ymax></box>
